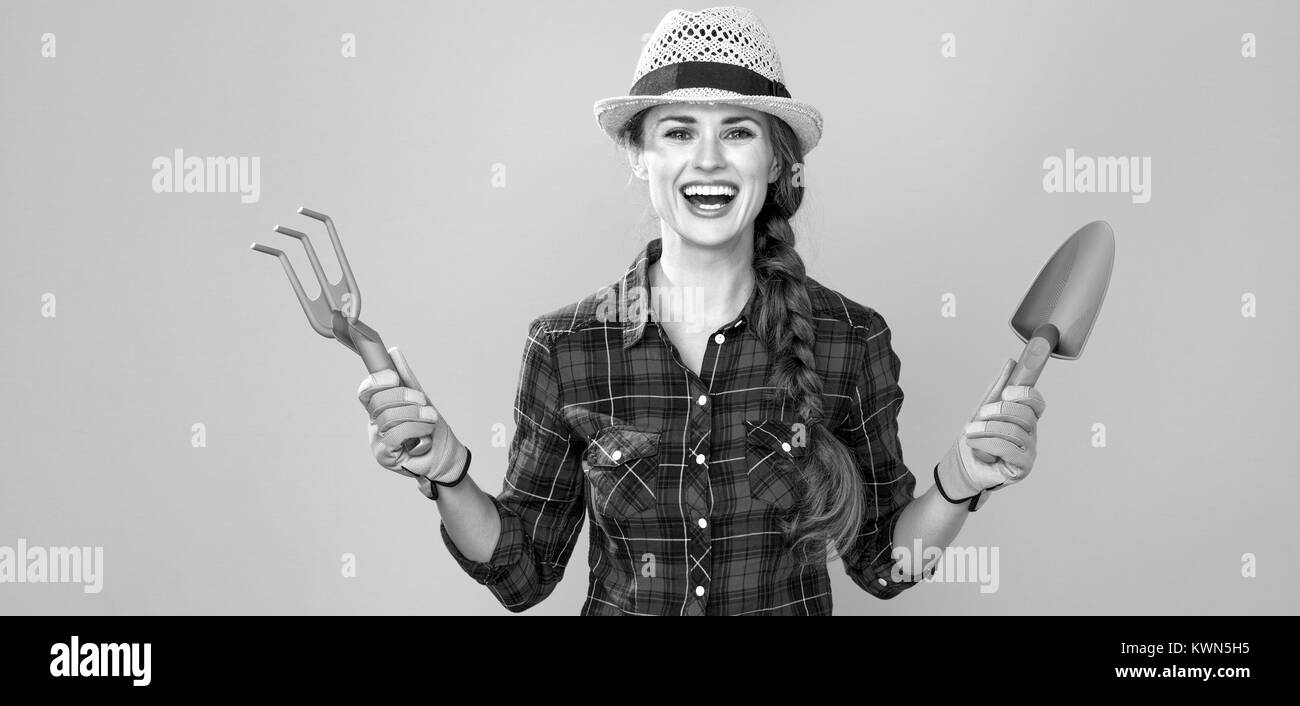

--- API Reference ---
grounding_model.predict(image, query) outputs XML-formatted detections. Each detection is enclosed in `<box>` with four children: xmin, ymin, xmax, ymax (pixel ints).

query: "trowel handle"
<box><xmin>970</xmin><ymin>328</ymin><xmax>1057</xmax><ymax>465</ymax></box>
<box><xmin>1008</xmin><ymin>334</ymin><xmax>1053</xmax><ymax>388</ymax></box>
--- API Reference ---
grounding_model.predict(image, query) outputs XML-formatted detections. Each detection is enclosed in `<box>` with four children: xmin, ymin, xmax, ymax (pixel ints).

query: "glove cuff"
<box><xmin>933</xmin><ymin>462</ymin><xmax>985</xmax><ymax>511</ymax></box>
<box><xmin>419</xmin><ymin>447</ymin><xmax>472</xmax><ymax>501</ymax></box>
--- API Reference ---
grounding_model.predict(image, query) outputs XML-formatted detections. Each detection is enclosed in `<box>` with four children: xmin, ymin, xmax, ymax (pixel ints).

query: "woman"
<box><xmin>357</xmin><ymin>7</ymin><xmax>1046</xmax><ymax>615</ymax></box>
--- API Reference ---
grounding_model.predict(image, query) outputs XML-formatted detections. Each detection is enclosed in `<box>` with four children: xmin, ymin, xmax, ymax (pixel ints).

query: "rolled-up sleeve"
<box><xmin>835</xmin><ymin>309</ymin><xmax>923</xmax><ymax>600</ymax></box>
<box><xmin>439</xmin><ymin>317</ymin><xmax>586</xmax><ymax>612</ymax></box>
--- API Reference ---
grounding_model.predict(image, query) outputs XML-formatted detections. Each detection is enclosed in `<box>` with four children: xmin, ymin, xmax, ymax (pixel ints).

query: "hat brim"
<box><xmin>593</xmin><ymin>89</ymin><xmax>823</xmax><ymax>155</ymax></box>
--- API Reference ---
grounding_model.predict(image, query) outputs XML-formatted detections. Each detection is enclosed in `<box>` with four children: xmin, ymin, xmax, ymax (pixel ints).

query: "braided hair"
<box><xmin>618</xmin><ymin>108</ymin><xmax>867</xmax><ymax>564</ymax></box>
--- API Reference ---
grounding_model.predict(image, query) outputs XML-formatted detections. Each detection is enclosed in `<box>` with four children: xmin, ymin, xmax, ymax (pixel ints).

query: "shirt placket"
<box><xmin>677</xmin><ymin>316</ymin><xmax>747</xmax><ymax>615</ymax></box>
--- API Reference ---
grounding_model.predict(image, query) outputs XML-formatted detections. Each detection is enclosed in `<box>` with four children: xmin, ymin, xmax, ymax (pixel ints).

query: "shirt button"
<box><xmin>611</xmin><ymin>450</ymin><xmax>622</xmax><ymax>461</ymax></box>
<box><xmin>695</xmin><ymin>586</ymin><xmax>705</xmax><ymax>597</ymax></box>
<box><xmin>697</xmin><ymin>394</ymin><xmax>708</xmax><ymax>406</ymax></box>
<box><xmin>697</xmin><ymin>517</ymin><xmax>708</xmax><ymax>529</ymax></box>
<box><xmin>878</xmin><ymin>578</ymin><xmax>888</xmax><ymax>587</ymax></box>
<box><xmin>781</xmin><ymin>442</ymin><xmax>792</xmax><ymax>453</ymax></box>
<box><xmin>714</xmin><ymin>333</ymin><xmax>725</xmax><ymax>344</ymax></box>
<box><xmin>695</xmin><ymin>454</ymin><xmax>706</xmax><ymax>465</ymax></box>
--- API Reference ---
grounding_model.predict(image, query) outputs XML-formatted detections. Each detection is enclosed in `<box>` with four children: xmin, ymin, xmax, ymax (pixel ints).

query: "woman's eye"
<box><xmin>663</xmin><ymin>127</ymin><xmax>756</xmax><ymax>141</ymax></box>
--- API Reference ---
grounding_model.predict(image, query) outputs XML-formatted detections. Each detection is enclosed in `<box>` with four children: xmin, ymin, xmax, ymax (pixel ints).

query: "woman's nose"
<box><xmin>691</xmin><ymin>135</ymin><xmax>725</xmax><ymax>169</ymax></box>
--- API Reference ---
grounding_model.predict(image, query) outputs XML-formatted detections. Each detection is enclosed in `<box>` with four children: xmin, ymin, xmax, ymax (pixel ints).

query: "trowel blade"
<box><xmin>1010</xmin><ymin>220</ymin><xmax>1116</xmax><ymax>360</ymax></box>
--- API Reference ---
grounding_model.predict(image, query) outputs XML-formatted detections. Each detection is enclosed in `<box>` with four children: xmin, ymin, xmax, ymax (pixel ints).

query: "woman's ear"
<box><xmin>768</xmin><ymin>156</ymin><xmax>781</xmax><ymax>184</ymax></box>
<box><xmin>626</xmin><ymin>148</ymin><xmax>647</xmax><ymax>181</ymax></box>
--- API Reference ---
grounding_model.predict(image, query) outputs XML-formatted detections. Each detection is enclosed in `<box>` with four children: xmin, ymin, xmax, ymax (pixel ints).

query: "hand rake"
<box><xmin>251</xmin><ymin>208</ymin><xmax>420</xmax><ymax>452</ymax></box>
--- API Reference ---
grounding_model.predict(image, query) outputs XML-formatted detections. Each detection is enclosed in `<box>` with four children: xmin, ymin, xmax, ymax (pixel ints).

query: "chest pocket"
<box><xmin>745</xmin><ymin>419</ymin><xmax>809</xmax><ymax>512</ymax></box>
<box><xmin>582</xmin><ymin>426</ymin><xmax>661</xmax><ymax>522</ymax></box>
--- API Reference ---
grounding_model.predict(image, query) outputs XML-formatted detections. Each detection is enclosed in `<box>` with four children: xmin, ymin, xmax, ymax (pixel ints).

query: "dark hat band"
<box><xmin>629</xmin><ymin>61</ymin><xmax>791</xmax><ymax>99</ymax></box>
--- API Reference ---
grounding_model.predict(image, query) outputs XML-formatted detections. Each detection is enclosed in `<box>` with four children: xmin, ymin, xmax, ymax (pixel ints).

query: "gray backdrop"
<box><xmin>1</xmin><ymin>0</ymin><xmax>1296</xmax><ymax>615</ymax></box>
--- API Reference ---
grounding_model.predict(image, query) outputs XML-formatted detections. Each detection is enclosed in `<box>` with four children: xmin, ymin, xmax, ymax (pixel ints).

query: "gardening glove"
<box><xmin>934</xmin><ymin>357</ymin><xmax>1047</xmax><ymax>509</ymax></box>
<box><xmin>358</xmin><ymin>346</ymin><xmax>470</xmax><ymax>498</ymax></box>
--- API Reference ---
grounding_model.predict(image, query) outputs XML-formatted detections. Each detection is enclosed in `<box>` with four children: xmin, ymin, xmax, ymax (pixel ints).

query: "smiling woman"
<box><xmin>614</xmin><ymin>95</ymin><xmax>873</xmax><ymax>562</ymax></box>
<box><xmin>629</xmin><ymin>105</ymin><xmax>779</xmax><ymax>232</ymax></box>
<box><xmin>356</xmin><ymin>5</ymin><xmax>1047</xmax><ymax>615</ymax></box>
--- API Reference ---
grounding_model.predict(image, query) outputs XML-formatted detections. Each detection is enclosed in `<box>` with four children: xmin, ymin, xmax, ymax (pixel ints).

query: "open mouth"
<box><xmin>680</xmin><ymin>183</ymin><xmax>738</xmax><ymax>214</ymax></box>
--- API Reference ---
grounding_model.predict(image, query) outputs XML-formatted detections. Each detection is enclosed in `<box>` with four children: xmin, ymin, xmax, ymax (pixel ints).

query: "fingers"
<box><xmin>357</xmin><ymin>370</ymin><xmax>432</xmax><ymax>445</ymax></box>
<box><xmin>371</xmin><ymin>416</ymin><xmax>437</xmax><ymax>466</ymax></box>
<box><xmin>972</xmin><ymin>359</ymin><xmax>1016</xmax><ymax>421</ymax></box>
<box><xmin>406</xmin><ymin>437</ymin><xmax>433</xmax><ymax>457</ymax></box>
<box><xmin>388</xmin><ymin>346</ymin><xmax>426</xmax><ymax>394</ymax></box>
<box><xmin>370</xmin><ymin>437</ymin><xmax>423</xmax><ymax>478</ymax></box>
<box><xmin>372</xmin><ymin>403</ymin><xmax>437</xmax><ymax>463</ymax></box>
<box><xmin>1001</xmin><ymin>384</ymin><xmax>1046</xmax><ymax>419</ymax></box>
<box><xmin>359</xmin><ymin>347</ymin><xmax>430</xmax><ymax>410</ymax></box>
<box><xmin>972</xmin><ymin>399</ymin><xmax>1040</xmax><ymax>434</ymax></box>
<box><xmin>965</xmin><ymin>419</ymin><xmax>1029</xmax><ymax>448</ymax></box>
<box><xmin>365</xmin><ymin>387</ymin><xmax>430</xmax><ymax>418</ymax></box>
<box><xmin>962</xmin><ymin>363</ymin><xmax>1046</xmax><ymax>486</ymax></box>
<box><xmin>360</xmin><ymin>346</ymin><xmax>448</xmax><ymax>479</ymax></box>
<box><xmin>358</xmin><ymin>368</ymin><xmax>402</xmax><ymax>407</ymax></box>
<box><xmin>972</xmin><ymin>421</ymin><xmax>1040</xmax><ymax>475</ymax></box>
<box><xmin>375</xmin><ymin>407</ymin><xmax>438</xmax><ymax>435</ymax></box>
<box><xmin>362</xmin><ymin>347</ymin><xmax>441</xmax><ymax>479</ymax></box>
<box><xmin>967</xmin><ymin>436</ymin><xmax>1034</xmax><ymax>477</ymax></box>
<box><xmin>374</xmin><ymin>407</ymin><xmax>424</xmax><ymax>439</ymax></box>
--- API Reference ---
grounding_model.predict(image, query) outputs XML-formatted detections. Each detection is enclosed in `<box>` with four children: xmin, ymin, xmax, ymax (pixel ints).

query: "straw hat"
<box><xmin>593</xmin><ymin>6</ymin><xmax>824</xmax><ymax>155</ymax></box>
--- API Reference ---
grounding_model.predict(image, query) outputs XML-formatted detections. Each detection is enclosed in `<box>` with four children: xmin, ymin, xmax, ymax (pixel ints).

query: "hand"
<box><xmin>357</xmin><ymin>346</ymin><xmax>469</xmax><ymax>495</ymax></box>
<box><xmin>935</xmin><ymin>358</ymin><xmax>1047</xmax><ymax>502</ymax></box>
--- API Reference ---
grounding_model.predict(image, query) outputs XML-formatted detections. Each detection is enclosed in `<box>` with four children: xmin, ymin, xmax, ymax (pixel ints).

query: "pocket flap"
<box><xmin>584</xmin><ymin>426</ymin><xmax>661</xmax><ymax>468</ymax></box>
<box><xmin>744</xmin><ymin>418</ymin><xmax>809</xmax><ymax>462</ymax></box>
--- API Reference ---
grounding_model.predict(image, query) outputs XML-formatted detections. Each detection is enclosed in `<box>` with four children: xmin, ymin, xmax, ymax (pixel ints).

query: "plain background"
<box><xmin>1</xmin><ymin>0</ymin><xmax>1296</xmax><ymax>615</ymax></box>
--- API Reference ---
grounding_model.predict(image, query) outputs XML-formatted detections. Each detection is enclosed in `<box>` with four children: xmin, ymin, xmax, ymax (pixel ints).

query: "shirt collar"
<box><xmin>618</xmin><ymin>238</ymin><xmax>759</xmax><ymax>349</ymax></box>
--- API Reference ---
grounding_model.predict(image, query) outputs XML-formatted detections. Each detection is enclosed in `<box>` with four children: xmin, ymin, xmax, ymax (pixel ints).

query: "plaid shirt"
<box><xmin>440</xmin><ymin>238</ymin><xmax>922</xmax><ymax>614</ymax></box>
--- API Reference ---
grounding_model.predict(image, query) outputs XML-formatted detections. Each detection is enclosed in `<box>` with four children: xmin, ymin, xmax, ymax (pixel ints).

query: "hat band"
<box><xmin>629</xmin><ymin>61</ymin><xmax>791</xmax><ymax>99</ymax></box>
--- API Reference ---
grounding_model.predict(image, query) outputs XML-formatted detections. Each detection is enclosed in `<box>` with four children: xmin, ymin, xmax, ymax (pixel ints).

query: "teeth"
<box><xmin>681</xmin><ymin>184</ymin><xmax>738</xmax><ymax>197</ymax></box>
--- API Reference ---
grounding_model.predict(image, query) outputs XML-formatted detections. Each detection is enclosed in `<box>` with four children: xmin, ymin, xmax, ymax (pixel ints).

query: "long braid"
<box><xmin>752</xmin><ymin>193</ymin><xmax>866</xmax><ymax>564</ymax></box>
<box><xmin>753</xmin><ymin>226</ymin><xmax>821</xmax><ymax>422</ymax></box>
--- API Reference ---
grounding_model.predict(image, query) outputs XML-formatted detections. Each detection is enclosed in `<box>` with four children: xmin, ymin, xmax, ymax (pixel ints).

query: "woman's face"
<box><xmin>632</xmin><ymin>103</ymin><xmax>780</xmax><ymax>250</ymax></box>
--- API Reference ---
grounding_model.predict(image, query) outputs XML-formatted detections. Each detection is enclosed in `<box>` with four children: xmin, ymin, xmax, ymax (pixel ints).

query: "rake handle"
<box><xmin>356</xmin><ymin>332</ymin><xmax>397</xmax><ymax>376</ymax></box>
<box><xmin>348</xmin><ymin>320</ymin><xmax>424</xmax><ymax>455</ymax></box>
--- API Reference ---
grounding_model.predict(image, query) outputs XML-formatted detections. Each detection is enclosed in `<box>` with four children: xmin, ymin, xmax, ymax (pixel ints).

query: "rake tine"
<box><xmin>298</xmin><ymin>208</ymin><xmax>361</xmax><ymax>321</ymax></box>
<box><xmin>249</xmin><ymin>242</ymin><xmax>333</xmax><ymax>337</ymax></box>
<box><xmin>273</xmin><ymin>224</ymin><xmax>344</xmax><ymax>315</ymax></box>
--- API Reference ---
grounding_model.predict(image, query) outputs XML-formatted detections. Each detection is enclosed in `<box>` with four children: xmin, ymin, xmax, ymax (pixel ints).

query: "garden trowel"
<box><xmin>971</xmin><ymin>220</ymin><xmax>1116</xmax><ymax>464</ymax></box>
